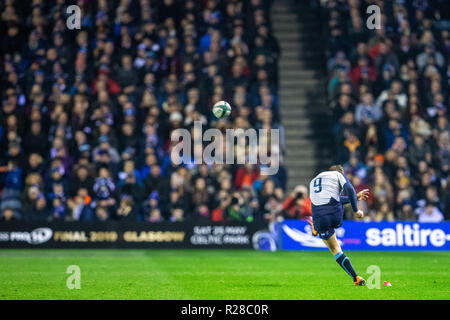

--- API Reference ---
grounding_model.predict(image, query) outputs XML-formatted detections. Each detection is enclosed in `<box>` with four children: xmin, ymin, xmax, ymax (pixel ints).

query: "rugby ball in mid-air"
<box><xmin>212</xmin><ymin>100</ymin><xmax>231</xmax><ymax>118</ymax></box>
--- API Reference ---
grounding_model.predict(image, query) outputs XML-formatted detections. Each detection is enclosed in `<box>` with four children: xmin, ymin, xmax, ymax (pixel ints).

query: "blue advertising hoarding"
<box><xmin>281</xmin><ymin>220</ymin><xmax>450</xmax><ymax>251</ymax></box>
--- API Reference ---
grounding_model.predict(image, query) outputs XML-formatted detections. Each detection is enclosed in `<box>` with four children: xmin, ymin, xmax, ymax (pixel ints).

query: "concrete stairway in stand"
<box><xmin>272</xmin><ymin>0</ymin><xmax>334</xmax><ymax>191</ymax></box>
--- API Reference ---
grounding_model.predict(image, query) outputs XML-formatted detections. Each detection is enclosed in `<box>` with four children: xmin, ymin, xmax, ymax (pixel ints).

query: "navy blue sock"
<box><xmin>334</xmin><ymin>252</ymin><xmax>357</xmax><ymax>281</ymax></box>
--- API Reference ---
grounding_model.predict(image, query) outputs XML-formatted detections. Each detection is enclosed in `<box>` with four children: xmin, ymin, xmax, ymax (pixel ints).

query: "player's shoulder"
<box><xmin>312</xmin><ymin>170</ymin><xmax>345</xmax><ymax>182</ymax></box>
<box><xmin>314</xmin><ymin>170</ymin><xmax>338</xmax><ymax>179</ymax></box>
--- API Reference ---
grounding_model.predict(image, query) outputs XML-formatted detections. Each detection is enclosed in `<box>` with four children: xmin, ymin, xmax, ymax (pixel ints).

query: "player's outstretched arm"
<box><xmin>342</xmin><ymin>185</ymin><xmax>365</xmax><ymax>218</ymax></box>
<box><xmin>342</xmin><ymin>182</ymin><xmax>359</xmax><ymax>213</ymax></box>
<box><xmin>342</xmin><ymin>188</ymin><xmax>369</xmax><ymax>218</ymax></box>
<box><xmin>355</xmin><ymin>209</ymin><xmax>364</xmax><ymax>218</ymax></box>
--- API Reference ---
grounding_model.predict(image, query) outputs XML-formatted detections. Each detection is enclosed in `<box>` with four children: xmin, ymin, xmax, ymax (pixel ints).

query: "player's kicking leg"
<box><xmin>322</xmin><ymin>233</ymin><xmax>365</xmax><ymax>286</ymax></box>
<box><xmin>306</xmin><ymin>216</ymin><xmax>318</xmax><ymax>236</ymax></box>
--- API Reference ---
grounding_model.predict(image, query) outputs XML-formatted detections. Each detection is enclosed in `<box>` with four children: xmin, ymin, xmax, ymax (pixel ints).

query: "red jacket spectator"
<box><xmin>91</xmin><ymin>70</ymin><xmax>121</xmax><ymax>95</ymax></box>
<box><xmin>211</xmin><ymin>208</ymin><xmax>224</xmax><ymax>222</ymax></box>
<box><xmin>349</xmin><ymin>64</ymin><xmax>376</xmax><ymax>86</ymax></box>
<box><xmin>281</xmin><ymin>195</ymin><xmax>312</xmax><ymax>219</ymax></box>
<box><xmin>235</xmin><ymin>165</ymin><xmax>259</xmax><ymax>189</ymax></box>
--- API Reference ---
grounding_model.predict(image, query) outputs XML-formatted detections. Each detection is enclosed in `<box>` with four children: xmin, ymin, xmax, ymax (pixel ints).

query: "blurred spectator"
<box><xmin>416</xmin><ymin>201</ymin><xmax>444</xmax><ymax>223</ymax></box>
<box><xmin>66</xmin><ymin>188</ymin><xmax>94</xmax><ymax>221</ymax></box>
<box><xmin>0</xmin><ymin>159</ymin><xmax>22</xmax><ymax>217</ymax></box>
<box><xmin>114</xmin><ymin>196</ymin><xmax>137</xmax><ymax>221</ymax></box>
<box><xmin>1</xmin><ymin>207</ymin><xmax>19</xmax><ymax>221</ymax></box>
<box><xmin>280</xmin><ymin>185</ymin><xmax>312</xmax><ymax>220</ymax></box>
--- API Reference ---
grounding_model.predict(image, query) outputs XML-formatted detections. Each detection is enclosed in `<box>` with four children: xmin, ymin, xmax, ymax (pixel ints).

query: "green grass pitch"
<box><xmin>1</xmin><ymin>250</ymin><xmax>449</xmax><ymax>300</ymax></box>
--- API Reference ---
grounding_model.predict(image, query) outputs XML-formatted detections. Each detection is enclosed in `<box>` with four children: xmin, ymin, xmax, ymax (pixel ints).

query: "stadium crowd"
<box><xmin>2</xmin><ymin>0</ymin><xmax>449</xmax><ymax>225</ymax></box>
<box><xmin>0</xmin><ymin>0</ymin><xmax>289</xmax><ymax>223</ymax></box>
<box><xmin>322</xmin><ymin>0</ymin><xmax>450</xmax><ymax>221</ymax></box>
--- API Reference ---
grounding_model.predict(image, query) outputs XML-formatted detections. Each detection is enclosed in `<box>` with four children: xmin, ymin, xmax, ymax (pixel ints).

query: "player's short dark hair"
<box><xmin>329</xmin><ymin>164</ymin><xmax>344</xmax><ymax>174</ymax></box>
